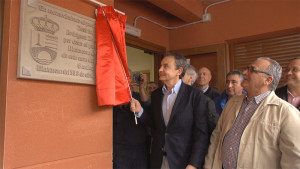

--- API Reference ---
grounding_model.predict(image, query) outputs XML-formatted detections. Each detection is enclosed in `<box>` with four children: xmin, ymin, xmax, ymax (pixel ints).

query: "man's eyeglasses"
<box><xmin>245</xmin><ymin>66</ymin><xmax>271</xmax><ymax>76</ymax></box>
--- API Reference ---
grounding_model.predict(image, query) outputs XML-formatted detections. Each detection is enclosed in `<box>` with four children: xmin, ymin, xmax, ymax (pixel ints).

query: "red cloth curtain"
<box><xmin>95</xmin><ymin>6</ymin><xmax>131</xmax><ymax>106</ymax></box>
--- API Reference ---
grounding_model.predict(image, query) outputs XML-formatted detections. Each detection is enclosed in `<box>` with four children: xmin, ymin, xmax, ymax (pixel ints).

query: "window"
<box><xmin>229</xmin><ymin>30</ymin><xmax>300</xmax><ymax>88</ymax></box>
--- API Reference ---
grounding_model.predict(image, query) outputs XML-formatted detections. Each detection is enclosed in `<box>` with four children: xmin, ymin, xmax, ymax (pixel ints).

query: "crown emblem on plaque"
<box><xmin>31</xmin><ymin>16</ymin><xmax>59</xmax><ymax>34</ymax></box>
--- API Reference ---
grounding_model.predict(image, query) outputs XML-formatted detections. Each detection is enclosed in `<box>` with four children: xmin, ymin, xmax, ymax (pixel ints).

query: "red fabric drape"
<box><xmin>95</xmin><ymin>6</ymin><xmax>131</xmax><ymax>106</ymax></box>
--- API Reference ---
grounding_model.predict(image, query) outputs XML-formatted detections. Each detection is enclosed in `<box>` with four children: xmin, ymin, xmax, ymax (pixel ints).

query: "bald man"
<box><xmin>198</xmin><ymin>67</ymin><xmax>220</xmax><ymax>100</ymax></box>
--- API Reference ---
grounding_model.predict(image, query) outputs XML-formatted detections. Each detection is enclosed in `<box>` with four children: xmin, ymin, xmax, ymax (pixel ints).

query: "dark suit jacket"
<box><xmin>140</xmin><ymin>82</ymin><xmax>209</xmax><ymax>169</ymax></box>
<box><xmin>275</xmin><ymin>85</ymin><xmax>300</xmax><ymax>111</ymax></box>
<box><xmin>204</xmin><ymin>87</ymin><xmax>220</xmax><ymax>100</ymax></box>
<box><xmin>113</xmin><ymin>92</ymin><xmax>150</xmax><ymax>146</ymax></box>
<box><xmin>204</xmin><ymin>96</ymin><xmax>219</xmax><ymax>138</ymax></box>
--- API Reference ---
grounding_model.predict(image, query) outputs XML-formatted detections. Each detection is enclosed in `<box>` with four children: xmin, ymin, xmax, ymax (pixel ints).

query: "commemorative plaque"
<box><xmin>18</xmin><ymin>0</ymin><xmax>96</xmax><ymax>84</ymax></box>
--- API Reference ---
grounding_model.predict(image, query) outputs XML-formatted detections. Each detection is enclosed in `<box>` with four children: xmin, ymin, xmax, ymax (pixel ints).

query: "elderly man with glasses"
<box><xmin>204</xmin><ymin>57</ymin><xmax>300</xmax><ymax>169</ymax></box>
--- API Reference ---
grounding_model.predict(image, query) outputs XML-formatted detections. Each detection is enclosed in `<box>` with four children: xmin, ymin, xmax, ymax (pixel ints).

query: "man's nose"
<box><xmin>159</xmin><ymin>66</ymin><xmax>163</xmax><ymax>72</ymax></box>
<box><xmin>286</xmin><ymin>69</ymin><xmax>292</xmax><ymax>75</ymax></box>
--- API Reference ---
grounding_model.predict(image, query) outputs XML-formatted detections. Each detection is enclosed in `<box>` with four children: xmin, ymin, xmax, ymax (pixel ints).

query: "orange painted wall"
<box><xmin>115</xmin><ymin>0</ymin><xmax>170</xmax><ymax>50</ymax></box>
<box><xmin>169</xmin><ymin>0</ymin><xmax>300</xmax><ymax>50</ymax></box>
<box><xmin>1</xmin><ymin>0</ymin><xmax>113</xmax><ymax>168</ymax></box>
<box><xmin>115</xmin><ymin>0</ymin><xmax>300</xmax><ymax>51</ymax></box>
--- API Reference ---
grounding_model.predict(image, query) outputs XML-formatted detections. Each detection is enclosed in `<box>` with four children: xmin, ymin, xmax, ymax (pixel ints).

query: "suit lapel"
<box><xmin>166</xmin><ymin>83</ymin><xmax>186</xmax><ymax>128</ymax></box>
<box><xmin>156</xmin><ymin>88</ymin><xmax>166</xmax><ymax>128</ymax></box>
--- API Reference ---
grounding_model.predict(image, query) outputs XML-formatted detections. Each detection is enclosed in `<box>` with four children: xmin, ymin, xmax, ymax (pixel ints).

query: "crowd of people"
<box><xmin>113</xmin><ymin>53</ymin><xmax>300</xmax><ymax>169</ymax></box>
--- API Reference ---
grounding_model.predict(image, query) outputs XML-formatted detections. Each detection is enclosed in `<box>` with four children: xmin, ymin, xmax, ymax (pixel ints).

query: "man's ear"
<box><xmin>177</xmin><ymin>67</ymin><xmax>183</xmax><ymax>76</ymax></box>
<box><xmin>189</xmin><ymin>75</ymin><xmax>194</xmax><ymax>81</ymax></box>
<box><xmin>208</xmin><ymin>72</ymin><xmax>212</xmax><ymax>81</ymax></box>
<box><xmin>265</xmin><ymin>76</ymin><xmax>274</xmax><ymax>86</ymax></box>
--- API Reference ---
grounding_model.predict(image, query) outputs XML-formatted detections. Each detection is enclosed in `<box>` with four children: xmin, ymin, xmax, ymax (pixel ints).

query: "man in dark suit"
<box><xmin>197</xmin><ymin>67</ymin><xmax>220</xmax><ymax>100</ymax></box>
<box><xmin>275</xmin><ymin>57</ymin><xmax>300</xmax><ymax>110</ymax></box>
<box><xmin>130</xmin><ymin>52</ymin><xmax>209</xmax><ymax>169</ymax></box>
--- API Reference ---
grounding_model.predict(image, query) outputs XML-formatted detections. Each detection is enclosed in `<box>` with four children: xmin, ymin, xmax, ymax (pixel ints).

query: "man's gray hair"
<box><xmin>257</xmin><ymin>57</ymin><xmax>282</xmax><ymax>91</ymax></box>
<box><xmin>186</xmin><ymin>65</ymin><xmax>198</xmax><ymax>85</ymax></box>
<box><xmin>164</xmin><ymin>52</ymin><xmax>188</xmax><ymax>79</ymax></box>
<box><xmin>226</xmin><ymin>70</ymin><xmax>244</xmax><ymax>82</ymax></box>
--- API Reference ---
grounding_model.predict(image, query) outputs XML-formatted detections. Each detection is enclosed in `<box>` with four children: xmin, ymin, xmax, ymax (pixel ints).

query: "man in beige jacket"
<box><xmin>204</xmin><ymin>57</ymin><xmax>300</xmax><ymax>169</ymax></box>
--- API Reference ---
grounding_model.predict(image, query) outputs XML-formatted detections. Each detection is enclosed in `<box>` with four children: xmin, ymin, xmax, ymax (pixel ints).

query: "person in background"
<box><xmin>213</xmin><ymin>70</ymin><xmax>245</xmax><ymax>115</ymax></box>
<box><xmin>182</xmin><ymin>64</ymin><xmax>198</xmax><ymax>86</ymax></box>
<box><xmin>146</xmin><ymin>81</ymin><xmax>158</xmax><ymax>98</ymax></box>
<box><xmin>182</xmin><ymin>64</ymin><xmax>219</xmax><ymax>138</ymax></box>
<box><xmin>131</xmin><ymin>80</ymin><xmax>140</xmax><ymax>93</ymax></box>
<box><xmin>275</xmin><ymin>57</ymin><xmax>300</xmax><ymax>110</ymax></box>
<box><xmin>130</xmin><ymin>52</ymin><xmax>209</xmax><ymax>169</ymax></box>
<box><xmin>113</xmin><ymin>69</ymin><xmax>149</xmax><ymax>169</ymax></box>
<box><xmin>197</xmin><ymin>67</ymin><xmax>220</xmax><ymax>100</ymax></box>
<box><xmin>137</xmin><ymin>73</ymin><xmax>154</xmax><ymax>168</ymax></box>
<box><xmin>204</xmin><ymin>57</ymin><xmax>300</xmax><ymax>169</ymax></box>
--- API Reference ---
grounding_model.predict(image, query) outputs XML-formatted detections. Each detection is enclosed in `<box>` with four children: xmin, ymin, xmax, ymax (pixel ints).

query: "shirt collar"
<box><xmin>246</xmin><ymin>90</ymin><xmax>271</xmax><ymax>104</ymax></box>
<box><xmin>203</xmin><ymin>86</ymin><xmax>209</xmax><ymax>93</ymax></box>
<box><xmin>287</xmin><ymin>88</ymin><xmax>296</xmax><ymax>98</ymax></box>
<box><xmin>162</xmin><ymin>80</ymin><xmax>182</xmax><ymax>95</ymax></box>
